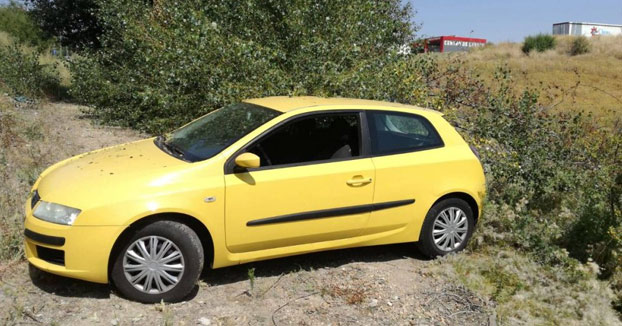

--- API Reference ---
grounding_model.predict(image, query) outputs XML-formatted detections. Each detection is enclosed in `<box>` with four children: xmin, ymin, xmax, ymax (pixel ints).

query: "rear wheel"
<box><xmin>111</xmin><ymin>220</ymin><xmax>204</xmax><ymax>303</ymax></box>
<box><xmin>417</xmin><ymin>198</ymin><xmax>475</xmax><ymax>258</ymax></box>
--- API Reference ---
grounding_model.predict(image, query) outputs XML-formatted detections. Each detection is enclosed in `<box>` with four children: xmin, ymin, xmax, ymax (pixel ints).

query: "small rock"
<box><xmin>369</xmin><ymin>299</ymin><xmax>379</xmax><ymax>308</ymax></box>
<box><xmin>110</xmin><ymin>319</ymin><xmax>119</xmax><ymax>326</ymax></box>
<box><xmin>198</xmin><ymin>317</ymin><xmax>211</xmax><ymax>325</ymax></box>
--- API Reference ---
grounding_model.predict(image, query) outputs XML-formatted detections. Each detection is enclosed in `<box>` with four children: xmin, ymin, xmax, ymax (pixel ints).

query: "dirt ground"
<box><xmin>1</xmin><ymin>245</ymin><xmax>492</xmax><ymax>326</ymax></box>
<box><xmin>0</xmin><ymin>102</ymin><xmax>493</xmax><ymax>326</ymax></box>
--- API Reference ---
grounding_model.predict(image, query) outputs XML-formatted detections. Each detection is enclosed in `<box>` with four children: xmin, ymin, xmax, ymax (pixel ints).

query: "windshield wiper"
<box><xmin>166</xmin><ymin>142</ymin><xmax>187</xmax><ymax>159</ymax></box>
<box><xmin>155</xmin><ymin>135</ymin><xmax>189</xmax><ymax>161</ymax></box>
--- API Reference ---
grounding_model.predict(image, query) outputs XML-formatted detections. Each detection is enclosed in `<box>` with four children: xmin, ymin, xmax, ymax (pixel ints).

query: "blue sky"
<box><xmin>409</xmin><ymin>0</ymin><xmax>622</xmax><ymax>42</ymax></box>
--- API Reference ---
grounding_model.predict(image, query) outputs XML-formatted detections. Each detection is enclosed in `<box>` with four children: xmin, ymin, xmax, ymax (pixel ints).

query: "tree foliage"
<box><xmin>27</xmin><ymin>0</ymin><xmax>102</xmax><ymax>49</ymax></box>
<box><xmin>70</xmin><ymin>0</ymin><xmax>415</xmax><ymax>132</ymax></box>
<box><xmin>0</xmin><ymin>1</ymin><xmax>49</xmax><ymax>47</ymax></box>
<box><xmin>0</xmin><ymin>44</ymin><xmax>60</xmax><ymax>98</ymax></box>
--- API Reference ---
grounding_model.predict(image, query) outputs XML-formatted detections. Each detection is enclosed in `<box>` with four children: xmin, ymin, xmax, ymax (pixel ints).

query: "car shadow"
<box><xmin>28</xmin><ymin>264</ymin><xmax>112</xmax><ymax>299</ymax></box>
<box><xmin>202</xmin><ymin>242</ymin><xmax>429</xmax><ymax>286</ymax></box>
<box><xmin>28</xmin><ymin>243</ymin><xmax>429</xmax><ymax>300</ymax></box>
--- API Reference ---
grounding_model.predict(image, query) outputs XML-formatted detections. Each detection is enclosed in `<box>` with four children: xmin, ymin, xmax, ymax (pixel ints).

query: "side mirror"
<box><xmin>234</xmin><ymin>152</ymin><xmax>260</xmax><ymax>169</ymax></box>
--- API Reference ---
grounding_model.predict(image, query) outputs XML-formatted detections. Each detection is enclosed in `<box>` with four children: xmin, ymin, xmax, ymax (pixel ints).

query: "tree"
<box><xmin>0</xmin><ymin>1</ymin><xmax>49</xmax><ymax>47</ymax></box>
<box><xmin>27</xmin><ymin>0</ymin><xmax>102</xmax><ymax>49</ymax></box>
<box><xmin>70</xmin><ymin>0</ymin><xmax>417</xmax><ymax>133</ymax></box>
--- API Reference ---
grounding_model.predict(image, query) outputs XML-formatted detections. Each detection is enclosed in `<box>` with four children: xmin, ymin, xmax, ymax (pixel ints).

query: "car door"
<box><xmin>223</xmin><ymin>111</ymin><xmax>375</xmax><ymax>253</ymax></box>
<box><xmin>365</xmin><ymin>110</ymin><xmax>446</xmax><ymax>235</ymax></box>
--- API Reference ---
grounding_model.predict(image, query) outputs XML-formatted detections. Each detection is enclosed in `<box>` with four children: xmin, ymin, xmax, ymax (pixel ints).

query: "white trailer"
<box><xmin>553</xmin><ymin>22</ymin><xmax>622</xmax><ymax>37</ymax></box>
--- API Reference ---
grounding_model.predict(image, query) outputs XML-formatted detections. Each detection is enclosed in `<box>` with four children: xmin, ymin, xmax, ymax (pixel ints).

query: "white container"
<box><xmin>553</xmin><ymin>22</ymin><xmax>622</xmax><ymax>37</ymax></box>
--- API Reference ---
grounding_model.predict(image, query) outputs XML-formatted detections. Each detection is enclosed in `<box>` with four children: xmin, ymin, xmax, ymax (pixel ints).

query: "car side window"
<box><xmin>368</xmin><ymin>111</ymin><xmax>443</xmax><ymax>155</ymax></box>
<box><xmin>247</xmin><ymin>113</ymin><xmax>361</xmax><ymax>167</ymax></box>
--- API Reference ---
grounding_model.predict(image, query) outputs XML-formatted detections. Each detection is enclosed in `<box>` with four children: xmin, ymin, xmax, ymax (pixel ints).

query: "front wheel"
<box><xmin>111</xmin><ymin>220</ymin><xmax>204</xmax><ymax>303</ymax></box>
<box><xmin>417</xmin><ymin>198</ymin><xmax>475</xmax><ymax>258</ymax></box>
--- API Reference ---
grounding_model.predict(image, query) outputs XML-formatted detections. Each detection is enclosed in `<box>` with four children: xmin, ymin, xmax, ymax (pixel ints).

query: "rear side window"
<box><xmin>368</xmin><ymin>111</ymin><xmax>443</xmax><ymax>155</ymax></box>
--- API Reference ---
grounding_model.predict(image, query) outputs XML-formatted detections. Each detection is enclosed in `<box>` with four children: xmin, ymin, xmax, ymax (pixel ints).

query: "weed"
<box><xmin>247</xmin><ymin>268</ymin><xmax>256</xmax><ymax>294</ymax></box>
<box><xmin>482</xmin><ymin>265</ymin><xmax>525</xmax><ymax>302</ymax></box>
<box><xmin>156</xmin><ymin>300</ymin><xmax>174</xmax><ymax>326</ymax></box>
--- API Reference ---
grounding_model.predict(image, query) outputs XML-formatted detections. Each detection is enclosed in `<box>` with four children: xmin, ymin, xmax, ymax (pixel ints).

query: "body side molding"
<box><xmin>247</xmin><ymin>199</ymin><xmax>415</xmax><ymax>227</ymax></box>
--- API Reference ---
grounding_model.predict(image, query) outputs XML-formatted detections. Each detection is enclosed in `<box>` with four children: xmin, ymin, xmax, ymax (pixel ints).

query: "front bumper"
<box><xmin>24</xmin><ymin>207</ymin><xmax>124</xmax><ymax>284</ymax></box>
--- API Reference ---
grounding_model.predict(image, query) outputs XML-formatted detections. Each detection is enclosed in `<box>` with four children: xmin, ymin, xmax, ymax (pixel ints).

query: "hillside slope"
<box><xmin>458</xmin><ymin>36</ymin><xmax>622</xmax><ymax>121</ymax></box>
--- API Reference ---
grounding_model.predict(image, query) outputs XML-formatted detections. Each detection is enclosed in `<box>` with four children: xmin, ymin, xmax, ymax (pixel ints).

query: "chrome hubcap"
<box><xmin>123</xmin><ymin>236</ymin><xmax>185</xmax><ymax>294</ymax></box>
<box><xmin>432</xmin><ymin>207</ymin><xmax>468</xmax><ymax>252</ymax></box>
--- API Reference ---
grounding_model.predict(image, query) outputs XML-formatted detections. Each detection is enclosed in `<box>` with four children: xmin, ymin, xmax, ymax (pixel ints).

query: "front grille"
<box><xmin>36</xmin><ymin>246</ymin><xmax>65</xmax><ymax>266</ymax></box>
<box><xmin>31</xmin><ymin>190</ymin><xmax>40</xmax><ymax>209</ymax></box>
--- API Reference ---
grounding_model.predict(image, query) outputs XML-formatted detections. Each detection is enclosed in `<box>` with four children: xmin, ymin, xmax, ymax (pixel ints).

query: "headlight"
<box><xmin>33</xmin><ymin>201</ymin><xmax>81</xmax><ymax>225</ymax></box>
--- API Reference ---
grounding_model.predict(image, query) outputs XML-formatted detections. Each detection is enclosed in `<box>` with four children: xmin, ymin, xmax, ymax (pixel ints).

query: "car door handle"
<box><xmin>346</xmin><ymin>177</ymin><xmax>373</xmax><ymax>186</ymax></box>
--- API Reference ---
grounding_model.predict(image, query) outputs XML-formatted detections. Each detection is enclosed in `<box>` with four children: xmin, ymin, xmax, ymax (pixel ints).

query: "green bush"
<box><xmin>27</xmin><ymin>0</ymin><xmax>103</xmax><ymax>50</ymax></box>
<box><xmin>70</xmin><ymin>0</ymin><xmax>415</xmax><ymax>133</ymax></box>
<box><xmin>569</xmin><ymin>36</ymin><xmax>591</xmax><ymax>56</ymax></box>
<box><xmin>0</xmin><ymin>2</ymin><xmax>50</xmax><ymax>48</ymax></box>
<box><xmin>522</xmin><ymin>34</ymin><xmax>556</xmax><ymax>54</ymax></box>
<box><xmin>0</xmin><ymin>44</ymin><xmax>61</xmax><ymax>98</ymax></box>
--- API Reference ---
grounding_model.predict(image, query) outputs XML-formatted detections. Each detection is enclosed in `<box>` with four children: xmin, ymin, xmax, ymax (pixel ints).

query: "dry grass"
<box><xmin>39</xmin><ymin>52</ymin><xmax>71</xmax><ymax>88</ymax></box>
<box><xmin>433</xmin><ymin>249</ymin><xmax>621</xmax><ymax>326</ymax></box>
<box><xmin>455</xmin><ymin>36</ymin><xmax>622</xmax><ymax>122</ymax></box>
<box><xmin>323</xmin><ymin>284</ymin><xmax>367</xmax><ymax>305</ymax></box>
<box><xmin>0</xmin><ymin>97</ymin><xmax>142</xmax><ymax>266</ymax></box>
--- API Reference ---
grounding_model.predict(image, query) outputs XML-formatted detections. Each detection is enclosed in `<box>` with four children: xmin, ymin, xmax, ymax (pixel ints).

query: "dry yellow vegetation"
<box><xmin>456</xmin><ymin>36</ymin><xmax>622</xmax><ymax>122</ymax></box>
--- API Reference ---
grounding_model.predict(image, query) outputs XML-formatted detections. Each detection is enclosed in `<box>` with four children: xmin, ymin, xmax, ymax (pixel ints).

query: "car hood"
<box><xmin>36</xmin><ymin>138</ymin><xmax>188</xmax><ymax>208</ymax></box>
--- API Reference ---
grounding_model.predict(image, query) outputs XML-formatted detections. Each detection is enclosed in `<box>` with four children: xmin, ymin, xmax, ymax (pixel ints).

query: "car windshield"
<box><xmin>159</xmin><ymin>102</ymin><xmax>280</xmax><ymax>162</ymax></box>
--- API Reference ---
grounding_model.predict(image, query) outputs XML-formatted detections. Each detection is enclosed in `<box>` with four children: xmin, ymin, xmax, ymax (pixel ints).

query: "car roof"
<box><xmin>243</xmin><ymin>96</ymin><xmax>442</xmax><ymax>116</ymax></box>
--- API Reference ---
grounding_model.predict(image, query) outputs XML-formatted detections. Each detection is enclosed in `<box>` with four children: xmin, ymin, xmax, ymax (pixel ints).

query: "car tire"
<box><xmin>417</xmin><ymin>198</ymin><xmax>475</xmax><ymax>258</ymax></box>
<box><xmin>110</xmin><ymin>220</ymin><xmax>204</xmax><ymax>303</ymax></box>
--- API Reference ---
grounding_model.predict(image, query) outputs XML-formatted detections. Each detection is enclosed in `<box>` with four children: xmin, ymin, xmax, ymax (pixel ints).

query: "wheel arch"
<box><xmin>107</xmin><ymin>212</ymin><xmax>214</xmax><ymax>280</ymax></box>
<box><xmin>432</xmin><ymin>192</ymin><xmax>480</xmax><ymax>224</ymax></box>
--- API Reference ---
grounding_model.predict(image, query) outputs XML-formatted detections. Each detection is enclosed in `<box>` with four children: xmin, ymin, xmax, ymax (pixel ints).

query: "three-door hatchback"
<box><xmin>25</xmin><ymin>97</ymin><xmax>485</xmax><ymax>302</ymax></box>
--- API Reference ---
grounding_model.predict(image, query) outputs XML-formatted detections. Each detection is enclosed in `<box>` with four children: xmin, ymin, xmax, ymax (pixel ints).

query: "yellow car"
<box><xmin>24</xmin><ymin>97</ymin><xmax>485</xmax><ymax>302</ymax></box>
